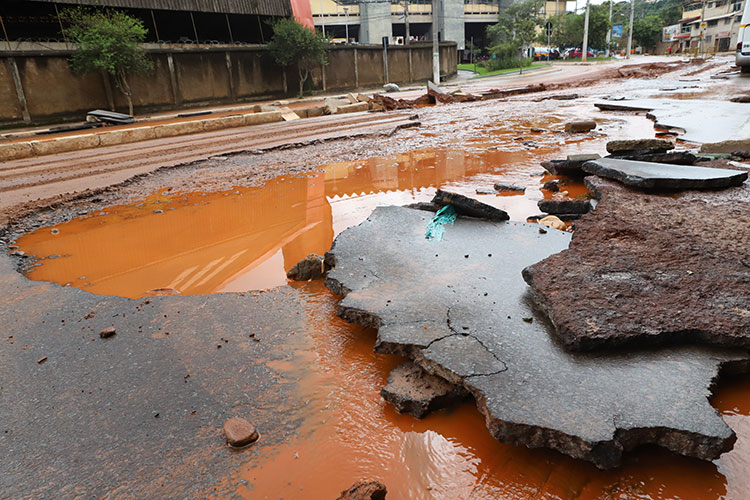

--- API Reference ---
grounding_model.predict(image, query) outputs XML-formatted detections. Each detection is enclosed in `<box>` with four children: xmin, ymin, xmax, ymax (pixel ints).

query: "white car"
<box><xmin>737</xmin><ymin>0</ymin><xmax>750</xmax><ymax>73</ymax></box>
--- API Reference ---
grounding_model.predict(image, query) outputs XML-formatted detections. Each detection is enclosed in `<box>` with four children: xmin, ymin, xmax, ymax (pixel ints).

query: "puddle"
<box><xmin>13</xmin><ymin>116</ymin><xmax>750</xmax><ymax>499</ymax></box>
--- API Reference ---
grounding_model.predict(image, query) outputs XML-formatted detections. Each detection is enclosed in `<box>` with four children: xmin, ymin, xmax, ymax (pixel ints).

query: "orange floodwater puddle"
<box><xmin>15</xmin><ymin>144</ymin><xmax>750</xmax><ymax>499</ymax></box>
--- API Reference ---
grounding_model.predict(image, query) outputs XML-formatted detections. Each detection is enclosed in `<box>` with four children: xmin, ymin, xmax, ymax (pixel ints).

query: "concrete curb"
<box><xmin>0</xmin><ymin>110</ymin><xmax>284</xmax><ymax>162</ymax></box>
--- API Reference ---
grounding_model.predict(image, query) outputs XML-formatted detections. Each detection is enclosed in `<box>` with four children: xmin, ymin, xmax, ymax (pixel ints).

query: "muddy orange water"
<box><xmin>16</xmin><ymin>146</ymin><xmax>750</xmax><ymax>499</ymax></box>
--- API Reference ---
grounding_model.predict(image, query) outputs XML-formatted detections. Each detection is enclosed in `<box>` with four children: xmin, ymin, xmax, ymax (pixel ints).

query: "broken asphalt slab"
<box><xmin>325</xmin><ymin>205</ymin><xmax>747</xmax><ymax>469</ymax></box>
<box><xmin>523</xmin><ymin>175</ymin><xmax>750</xmax><ymax>351</ymax></box>
<box><xmin>0</xmin><ymin>254</ymin><xmax>306</xmax><ymax>499</ymax></box>
<box><xmin>380</xmin><ymin>361</ymin><xmax>469</xmax><ymax>418</ymax></box>
<box><xmin>594</xmin><ymin>99</ymin><xmax>750</xmax><ymax>144</ymax></box>
<box><xmin>432</xmin><ymin>189</ymin><xmax>509</xmax><ymax>221</ymax></box>
<box><xmin>582</xmin><ymin>158</ymin><xmax>748</xmax><ymax>190</ymax></box>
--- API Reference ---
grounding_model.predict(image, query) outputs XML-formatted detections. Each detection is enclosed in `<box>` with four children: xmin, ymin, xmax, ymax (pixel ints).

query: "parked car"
<box><xmin>567</xmin><ymin>48</ymin><xmax>595</xmax><ymax>58</ymax></box>
<box><xmin>737</xmin><ymin>0</ymin><xmax>750</xmax><ymax>73</ymax></box>
<box><xmin>533</xmin><ymin>47</ymin><xmax>561</xmax><ymax>61</ymax></box>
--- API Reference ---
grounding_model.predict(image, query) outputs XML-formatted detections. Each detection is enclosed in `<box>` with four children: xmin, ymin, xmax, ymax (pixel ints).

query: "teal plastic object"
<box><xmin>425</xmin><ymin>205</ymin><xmax>457</xmax><ymax>241</ymax></box>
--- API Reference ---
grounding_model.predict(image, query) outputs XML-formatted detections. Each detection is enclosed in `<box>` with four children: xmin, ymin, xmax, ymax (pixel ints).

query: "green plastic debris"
<box><xmin>425</xmin><ymin>205</ymin><xmax>457</xmax><ymax>241</ymax></box>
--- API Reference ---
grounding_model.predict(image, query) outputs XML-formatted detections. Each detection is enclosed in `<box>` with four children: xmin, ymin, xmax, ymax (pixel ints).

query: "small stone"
<box><xmin>475</xmin><ymin>187</ymin><xmax>496</xmax><ymax>195</ymax></box>
<box><xmin>493</xmin><ymin>183</ymin><xmax>525</xmax><ymax>193</ymax></box>
<box><xmin>153</xmin><ymin>209</ymin><xmax>164</xmax><ymax>214</ymax></box>
<box><xmin>336</xmin><ymin>481</ymin><xmax>387</xmax><ymax>500</ymax></box>
<box><xmin>223</xmin><ymin>417</ymin><xmax>259</xmax><ymax>447</ymax></box>
<box><xmin>383</xmin><ymin>83</ymin><xmax>400</xmax><ymax>92</ymax></box>
<box><xmin>564</xmin><ymin>120</ymin><xmax>596</xmax><ymax>133</ymax></box>
<box><xmin>542</xmin><ymin>180</ymin><xmax>560</xmax><ymax>192</ymax></box>
<box><xmin>286</xmin><ymin>254</ymin><xmax>327</xmax><ymax>281</ymax></box>
<box><xmin>50</xmin><ymin>228</ymin><xmax>59</xmax><ymax>235</ymax></box>
<box><xmin>99</xmin><ymin>326</ymin><xmax>116</xmax><ymax>338</ymax></box>
<box><xmin>538</xmin><ymin>215</ymin><xmax>566</xmax><ymax>231</ymax></box>
<box><xmin>37</xmin><ymin>356</ymin><xmax>48</xmax><ymax>364</ymax></box>
<box><xmin>538</xmin><ymin>227</ymin><xmax>547</xmax><ymax>234</ymax></box>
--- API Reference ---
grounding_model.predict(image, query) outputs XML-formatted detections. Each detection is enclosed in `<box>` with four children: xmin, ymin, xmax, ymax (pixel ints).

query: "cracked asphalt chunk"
<box><xmin>326</xmin><ymin>205</ymin><xmax>748</xmax><ymax>469</ymax></box>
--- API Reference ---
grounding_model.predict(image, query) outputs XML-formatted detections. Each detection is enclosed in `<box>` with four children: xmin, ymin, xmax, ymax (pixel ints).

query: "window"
<box><xmin>732</xmin><ymin>1</ymin><xmax>743</xmax><ymax>10</ymax></box>
<box><xmin>716</xmin><ymin>0</ymin><xmax>728</xmax><ymax>6</ymax></box>
<box><xmin>707</xmin><ymin>19</ymin><xmax>719</xmax><ymax>26</ymax></box>
<box><xmin>725</xmin><ymin>18</ymin><xmax>732</xmax><ymax>23</ymax></box>
<box><xmin>682</xmin><ymin>24</ymin><xmax>693</xmax><ymax>33</ymax></box>
<box><xmin>737</xmin><ymin>14</ymin><xmax>743</xmax><ymax>21</ymax></box>
<box><xmin>705</xmin><ymin>34</ymin><xmax>712</xmax><ymax>42</ymax></box>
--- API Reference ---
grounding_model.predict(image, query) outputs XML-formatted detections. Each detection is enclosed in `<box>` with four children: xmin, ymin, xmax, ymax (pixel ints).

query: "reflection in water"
<box><xmin>15</xmin><ymin>143</ymin><xmax>750</xmax><ymax>500</ymax></box>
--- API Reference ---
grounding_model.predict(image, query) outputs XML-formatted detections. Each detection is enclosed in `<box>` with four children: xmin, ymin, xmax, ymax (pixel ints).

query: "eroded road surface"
<box><xmin>2</xmin><ymin>56</ymin><xmax>750</xmax><ymax>499</ymax></box>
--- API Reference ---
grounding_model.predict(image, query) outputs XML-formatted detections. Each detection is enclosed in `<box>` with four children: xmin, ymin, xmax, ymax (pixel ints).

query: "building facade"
<box><xmin>666</xmin><ymin>0</ymin><xmax>745</xmax><ymax>53</ymax></box>
<box><xmin>311</xmin><ymin>0</ymin><xmax>568</xmax><ymax>50</ymax></box>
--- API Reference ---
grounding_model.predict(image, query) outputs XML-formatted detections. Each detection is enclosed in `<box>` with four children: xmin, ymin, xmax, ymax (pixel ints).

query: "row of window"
<box><xmin>684</xmin><ymin>0</ymin><xmax>742</xmax><ymax>10</ymax></box>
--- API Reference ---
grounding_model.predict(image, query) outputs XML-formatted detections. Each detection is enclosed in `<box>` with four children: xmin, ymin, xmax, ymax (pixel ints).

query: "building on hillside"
<box><xmin>0</xmin><ymin>0</ymin><xmax>309</xmax><ymax>47</ymax></box>
<box><xmin>310</xmin><ymin>0</ymin><xmax>568</xmax><ymax>51</ymax></box>
<box><xmin>665</xmin><ymin>0</ymin><xmax>745</xmax><ymax>53</ymax></box>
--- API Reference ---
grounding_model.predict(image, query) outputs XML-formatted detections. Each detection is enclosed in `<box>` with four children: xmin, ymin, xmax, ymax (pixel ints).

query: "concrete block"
<box><xmin>303</xmin><ymin>106</ymin><xmax>325</xmax><ymax>118</ymax></box>
<box><xmin>31</xmin><ymin>134</ymin><xmax>101</xmax><ymax>156</ymax></box>
<box><xmin>279</xmin><ymin>107</ymin><xmax>300</xmax><ymax>121</ymax></box>
<box><xmin>334</xmin><ymin>102</ymin><xmax>370</xmax><ymax>115</ymax></box>
<box><xmin>244</xmin><ymin>111</ymin><xmax>282</xmax><ymax>126</ymax></box>
<box><xmin>253</xmin><ymin>103</ymin><xmax>279</xmax><ymax>113</ymax></box>
<box><xmin>153</xmin><ymin>121</ymin><xmax>205</xmax><ymax>138</ymax></box>
<box><xmin>201</xmin><ymin>115</ymin><xmax>246</xmax><ymax>132</ymax></box>
<box><xmin>98</xmin><ymin>127</ymin><xmax>156</xmax><ymax>147</ymax></box>
<box><xmin>700</xmin><ymin>139</ymin><xmax>750</xmax><ymax>154</ymax></box>
<box><xmin>0</xmin><ymin>142</ymin><xmax>34</xmax><ymax>161</ymax></box>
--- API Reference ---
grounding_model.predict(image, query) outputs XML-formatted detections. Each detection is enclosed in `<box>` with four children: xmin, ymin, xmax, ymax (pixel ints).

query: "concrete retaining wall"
<box><xmin>0</xmin><ymin>43</ymin><xmax>457</xmax><ymax>126</ymax></box>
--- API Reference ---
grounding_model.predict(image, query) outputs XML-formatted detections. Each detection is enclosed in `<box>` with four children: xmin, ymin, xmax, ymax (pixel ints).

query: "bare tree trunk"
<box><xmin>116</xmin><ymin>69</ymin><xmax>134</xmax><ymax>116</ymax></box>
<box><xmin>298</xmin><ymin>67</ymin><xmax>309</xmax><ymax>98</ymax></box>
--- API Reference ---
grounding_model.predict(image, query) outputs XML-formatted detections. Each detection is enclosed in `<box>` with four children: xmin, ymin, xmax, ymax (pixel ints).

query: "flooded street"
<box><xmin>3</xmin><ymin>57</ymin><xmax>750</xmax><ymax>499</ymax></box>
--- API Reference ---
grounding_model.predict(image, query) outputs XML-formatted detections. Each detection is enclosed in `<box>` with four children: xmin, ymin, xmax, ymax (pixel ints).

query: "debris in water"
<box><xmin>425</xmin><ymin>205</ymin><xmax>457</xmax><ymax>242</ymax></box>
<box><xmin>286</xmin><ymin>254</ymin><xmax>327</xmax><ymax>281</ymax></box>
<box><xmin>336</xmin><ymin>480</ymin><xmax>387</xmax><ymax>500</ymax></box>
<box><xmin>380</xmin><ymin>361</ymin><xmax>469</xmax><ymax>418</ymax></box>
<box><xmin>432</xmin><ymin>190</ymin><xmax>509</xmax><ymax>221</ymax></box>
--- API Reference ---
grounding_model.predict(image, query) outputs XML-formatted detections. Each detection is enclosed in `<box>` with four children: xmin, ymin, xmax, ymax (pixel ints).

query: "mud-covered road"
<box><xmin>2</xmin><ymin>55</ymin><xmax>750</xmax><ymax>499</ymax></box>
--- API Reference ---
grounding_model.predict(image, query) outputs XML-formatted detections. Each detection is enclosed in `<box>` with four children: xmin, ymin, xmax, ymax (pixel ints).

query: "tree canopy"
<box><xmin>267</xmin><ymin>19</ymin><xmax>328</xmax><ymax>98</ymax></box>
<box><xmin>548</xmin><ymin>4</ymin><xmax>611</xmax><ymax>51</ymax></box>
<box><xmin>633</xmin><ymin>14</ymin><xmax>664</xmax><ymax>49</ymax></box>
<box><xmin>486</xmin><ymin>0</ymin><xmax>543</xmax><ymax>69</ymax></box>
<box><xmin>63</xmin><ymin>8</ymin><xmax>153</xmax><ymax>115</ymax></box>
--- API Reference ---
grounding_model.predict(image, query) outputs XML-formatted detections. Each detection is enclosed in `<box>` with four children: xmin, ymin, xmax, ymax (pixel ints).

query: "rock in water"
<box><xmin>542</xmin><ymin>180</ymin><xmax>560</xmax><ymax>192</ymax></box>
<box><xmin>538</xmin><ymin>215</ymin><xmax>566</xmax><ymax>230</ymax></box>
<box><xmin>493</xmin><ymin>183</ymin><xmax>526</xmax><ymax>193</ymax></box>
<box><xmin>538</xmin><ymin>198</ymin><xmax>591</xmax><ymax>214</ymax></box>
<box><xmin>336</xmin><ymin>481</ymin><xmax>387</xmax><ymax>500</ymax></box>
<box><xmin>540</xmin><ymin>154</ymin><xmax>600</xmax><ymax>177</ymax></box>
<box><xmin>287</xmin><ymin>254</ymin><xmax>327</xmax><ymax>281</ymax></box>
<box><xmin>381</xmin><ymin>362</ymin><xmax>469</xmax><ymax>418</ymax></box>
<box><xmin>432</xmin><ymin>189</ymin><xmax>509</xmax><ymax>221</ymax></box>
<box><xmin>325</xmin><ymin>206</ymin><xmax>746</xmax><ymax>468</ymax></box>
<box><xmin>606</xmin><ymin>139</ymin><xmax>674</xmax><ymax>155</ymax></box>
<box><xmin>223</xmin><ymin>417</ymin><xmax>259</xmax><ymax>447</ymax></box>
<box><xmin>564</xmin><ymin>120</ymin><xmax>596</xmax><ymax>133</ymax></box>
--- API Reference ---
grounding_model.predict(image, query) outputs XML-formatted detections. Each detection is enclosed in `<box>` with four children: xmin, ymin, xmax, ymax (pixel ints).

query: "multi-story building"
<box><xmin>311</xmin><ymin>0</ymin><xmax>568</xmax><ymax>50</ymax></box>
<box><xmin>668</xmin><ymin>0</ymin><xmax>745</xmax><ymax>52</ymax></box>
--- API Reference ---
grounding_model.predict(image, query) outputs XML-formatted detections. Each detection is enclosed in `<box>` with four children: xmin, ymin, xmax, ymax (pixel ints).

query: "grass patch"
<box><xmin>458</xmin><ymin>63</ymin><xmax>547</xmax><ymax>77</ymax></box>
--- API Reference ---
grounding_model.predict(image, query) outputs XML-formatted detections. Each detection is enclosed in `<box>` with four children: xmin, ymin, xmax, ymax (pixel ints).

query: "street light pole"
<box><xmin>403</xmin><ymin>0</ymin><xmax>410</xmax><ymax>45</ymax></box>
<box><xmin>343</xmin><ymin>7</ymin><xmax>349</xmax><ymax>43</ymax></box>
<box><xmin>626</xmin><ymin>0</ymin><xmax>634</xmax><ymax>59</ymax></box>
<box><xmin>605</xmin><ymin>0</ymin><xmax>612</xmax><ymax>56</ymax></box>
<box><xmin>320</xmin><ymin>0</ymin><xmax>326</xmax><ymax>37</ymax></box>
<box><xmin>432</xmin><ymin>0</ymin><xmax>440</xmax><ymax>84</ymax></box>
<box><xmin>582</xmin><ymin>0</ymin><xmax>590</xmax><ymax>62</ymax></box>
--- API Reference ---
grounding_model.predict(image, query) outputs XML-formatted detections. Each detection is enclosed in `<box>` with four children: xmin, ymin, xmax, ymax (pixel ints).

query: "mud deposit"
<box><xmin>5</xmin><ymin>58</ymin><xmax>750</xmax><ymax>499</ymax></box>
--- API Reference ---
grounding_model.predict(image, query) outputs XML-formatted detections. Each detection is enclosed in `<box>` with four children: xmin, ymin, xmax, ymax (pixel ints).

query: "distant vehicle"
<box><xmin>533</xmin><ymin>47</ymin><xmax>560</xmax><ymax>60</ymax></box>
<box><xmin>567</xmin><ymin>48</ymin><xmax>595</xmax><ymax>58</ymax></box>
<box><xmin>737</xmin><ymin>0</ymin><xmax>750</xmax><ymax>73</ymax></box>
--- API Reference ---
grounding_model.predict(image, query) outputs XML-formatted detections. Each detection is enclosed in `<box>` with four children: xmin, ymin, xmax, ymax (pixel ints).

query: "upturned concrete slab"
<box><xmin>325</xmin><ymin>206</ymin><xmax>746</xmax><ymax>469</ymax></box>
<box><xmin>583</xmin><ymin>158</ymin><xmax>748</xmax><ymax>189</ymax></box>
<box><xmin>523</xmin><ymin>176</ymin><xmax>750</xmax><ymax>351</ymax></box>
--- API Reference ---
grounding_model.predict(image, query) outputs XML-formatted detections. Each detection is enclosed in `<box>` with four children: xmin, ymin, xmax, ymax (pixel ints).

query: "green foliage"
<box><xmin>486</xmin><ymin>0</ymin><xmax>543</xmax><ymax>70</ymax></box>
<box><xmin>63</xmin><ymin>8</ymin><xmax>152</xmax><ymax>115</ymax></box>
<box><xmin>548</xmin><ymin>4</ymin><xmax>611</xmax><ymax>50</ymax></box>
<box><xmin>633</xmin><ymin>14</ymin><xmax>664</xmax><ymax>49</ymax></box>
<box><xmin>267</xmin><ymin>18</ymin><xmax>328</xmax><ymax>98</ymax></box>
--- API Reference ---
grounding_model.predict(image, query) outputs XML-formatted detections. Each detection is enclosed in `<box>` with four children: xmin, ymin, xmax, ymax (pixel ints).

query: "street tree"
<box><xmin>549</xmin><ymin>4</ymin><xmax>611</xmax><ymax>52</ymax></box>
<box><xmin>487</xmin><ymin>0</ymin><xmax>544</xmax><ymax>70</ymax></box>
<box><xmin>632</xmin><ymin>15</ymin><xmax>664</xmax><ymax>50</ymax></box>
<box><xmin>63</xmin><ymin>8</ymin><xmax>153</xmax><ymax>116</ymax></box>
<box><xmin>267</xmin><ymin>19</ymin><xmax>329</xmax><ymax>98</ymax></box>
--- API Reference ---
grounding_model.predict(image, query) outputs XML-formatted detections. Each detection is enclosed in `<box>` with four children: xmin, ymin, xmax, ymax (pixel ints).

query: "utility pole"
<box><xmin>605</xmin><ymin>0</ymin><xmax>613</xmax><ymax>56</ymax></box>
<box><xmin>626</xmin><ymin>0</ymin><xmax>634</xmax><ymax>59</ymax></box>
<box><xmin>403</xmin><ymin>0</ymin><xmax>410</xmax><ymax>45</ymax></box>
<box><xmin>698</xmin><ymin>0</ymin><xmax>707</xmax><ymax>55</ymax></box>
<box><xmin>344</xmin><ymin>7</ymin><xmax>349</xmax><ymax>43</ymax></box>
<box><xmin>320</xmin><ymin>0</ymin><xmax>326</xmax><ymax>37</ymax></box>
<box><xmin>582</xmin><ymin>0</ymin><xmax>590</xmax><ymax>62</ymax></box>
<box><xmin>432</xmin><ymin>0</ymin><xmax>440</xmax><ymax>84</ymax></box>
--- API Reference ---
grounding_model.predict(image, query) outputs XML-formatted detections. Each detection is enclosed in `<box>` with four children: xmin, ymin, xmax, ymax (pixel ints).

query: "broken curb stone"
<box><xmin>608</xmin><ymin>151</ymin><xmax>698</xmax><ymax>165</ymax></box>
<box><xmin>540</xmin><ymin>155</ymin><xmax>600</xmax><ymax>177</ymax></box>
<box><xmin>564</xmin><ymin>120</ymin><xmax>596</xmax><ymax>133</ymax></box>
<box><xmin>523</xmin><ymin>176</ymin><xmax>750</xmax><ymax>350</ymax></box>
<box><xmin>325</xmin><ymin>206</ymin><xmax>745</xmax><ymax>469</ymax></box>
<box><xmin>336</xmin><ymin>481</ymin><xmax>387</xmax><ymax>500</ymax></box>
<box><xmin>287</xmin><ymin>254</ymin><xmax>327</xmax><ymax>281</ymax></box>
<box><xmin>537</xmin><ymin>198</ymin><xmax>591</xmax><ymax>215</ymax></box>
<box><xmin>582</xmin><ymin>158</ymin><xmax>748</xmax><ymax>190</ymax></box>
<box><xmin>431</xmin><ymin>189</ymin><xmax>509</xmax><ymax>222</ymax></box>
<box><xmin>223</xmin><ymin>417</ymin><xmax>259</xmax><ymax>448</ymax></box>
<box><xmin>381</xmin><ymin>362</ymin><xmax>469</xmax><ymax>418</ymax></box>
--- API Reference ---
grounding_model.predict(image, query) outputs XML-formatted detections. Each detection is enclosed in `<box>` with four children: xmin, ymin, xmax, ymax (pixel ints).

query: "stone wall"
<box><xmin>0</xmin><ymin>42</ymin><xmax>457</xmax><ymax>126</ymax></box>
